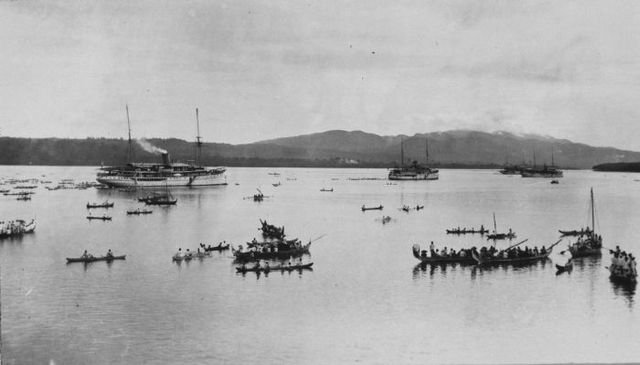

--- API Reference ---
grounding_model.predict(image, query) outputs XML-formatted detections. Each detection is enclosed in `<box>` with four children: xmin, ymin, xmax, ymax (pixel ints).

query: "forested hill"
<box><xmin>1</xmin><ymin>130</ymin><xmax>639</xmax><ymax>168</ymax></box>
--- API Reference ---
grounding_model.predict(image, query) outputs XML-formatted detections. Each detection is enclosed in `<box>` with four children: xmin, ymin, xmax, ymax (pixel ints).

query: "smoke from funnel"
<box><xmin>136</xmin><ymin>139</ymin><xmax>167</xmax><ymax>155</ymax></box>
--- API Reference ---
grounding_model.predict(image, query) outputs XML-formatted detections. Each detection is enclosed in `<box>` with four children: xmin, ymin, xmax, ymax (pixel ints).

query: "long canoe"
<box><xmin>205</xmin><ymin>244</ymin><xmax>230</xmax><ymax>252</ymax></box>
<box><xmin>67</xmin><ymin>255</ymin><xmax>125</xmax><ymax>263</ymax></box>
<box><xmin>361</xmin><ymin>205</ymin><xmax>383</xmax><ymax>211</ymax></box>
<box><xmin>446</xmin><ymin>229</ymin><xmax>489</xmax><ymax>235</ymax></box>
<box><xmin>471</xmin><ymin>248</ymin><xmax>553</xmax><ymax>265</ymax></box>
<box><xmin>86</xmin><ymin>216</ymin><xmax>112</xmax><ymax>220</ymax></box>
<box><xmin>559</xmin><ymin>229</ymin><xmax>590</xmax><ymax>236</ymax></box>
<box><xmin>86</xmin><ymin>202</ymin><xmax>114</xmax><ymax>209</ymax></box>
<box><xmin>412</xmin><ymin>244</ymin><xmax>476</xmax><ymax>264</ymax></box>
<box><xmin>236</xmin><ymin>262</ymin><xmax>314</xmax><ymax>273</ymax></box>
<box><xmin>232</xmin><ymin>243</ymin><xmax>311</xmax><ymax>262</ymax></box>
<box><xmin>486</xmin><ymin>232</ymin><xmax>516</xmax><ymax>240</ymax></box>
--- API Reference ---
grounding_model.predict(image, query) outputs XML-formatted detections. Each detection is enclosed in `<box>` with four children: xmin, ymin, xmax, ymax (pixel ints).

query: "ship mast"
<box><xmin>425</xmin><ymin>138</ymin><xmax>429</xmax><ymax>164</ymax></box>
<box><xmin>195</xmin><ymin>108</ymin><xmax>202</xmax><ymax>165</ymax></box>
<box><xmin>400</xmin><ymin>138</ymin><xmax>404</xmax><ymax>166</ymax></box>
<box><xmin>590</xmin><ymin>187</ymin><xmax>595</xmax><ymax>234</ymax></box>
<box><xmin>126</xmin><ymin>104</ymin><xmax>133</xmax><ymax>163</ymax></box>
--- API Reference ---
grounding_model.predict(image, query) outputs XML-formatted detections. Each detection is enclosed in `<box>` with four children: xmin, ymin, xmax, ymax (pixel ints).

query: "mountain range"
<box><xmin>1</xmin><ymin>130</ymin><xmax>638</xmax><ymax>169</ymax></box>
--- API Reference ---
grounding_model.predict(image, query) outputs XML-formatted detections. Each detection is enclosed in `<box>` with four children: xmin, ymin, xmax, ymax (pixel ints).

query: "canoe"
<box><xmin>446</xmin><ymin>229</ymin><xmax>489</xmax><ymax>235</ymax></box>
<box><xmin>205</xmin><ymin>244</ymin><xmax>230</xmax><ymax>252</ymax></box>
<box><xmin>232</xmin><ymin>243</ymin><xmax>311</xmax><ymax>262</ymax></box>
<box><xmin>86</xmin><ymin>202</ymin><xmax>114</xmax><ymax>209</ymax></box>
<box><xmin>67</xmin><ymin>255</ymin><xmax>125</xmax><ymax>263</ymax></box>
<box><xmin>555</xmin><ymin>262</ymin><xmax>573</xmax><ymax>273</ymax></box>
<box><xmin>486</xmin><ymin>232</ymin><xmax>516</xmax><ymax>240</ymax></box>
<box><xmin>87</xmin><ymin>216</ymin><xmax>112</xmax><ymax>220</ymax></box>
<box><xmin>361</xmin><ymin>205</ymin><xmax>383</xmax><ymax>211</ymax></box>
<box><xmin>236</xmin><ymin>262</ymin><xmax>314</xmax><ymax>273</ymax></box>
<box><xmin>568</xmin><ymin>246</ymin><xmax>601</xmax><ymax>258</ymax></box>
<box><xmin>172</xmin><ymin>252</ymin><xmax>211</xmax><ymax>261</ymax></box>
<box><xmin>412</xmin><ymin>245</ymin><xmax>476</xmax><ymax>264</ymax></box>
<box><xmin>471</xmin><ymin>247</ymin><xmax>553</xmax><ymax>265</ymax></box>
<box><xmin>558</xmin><ymin>230</ymin><xmax>590</xmax><ymax>236</ymax></box>
<box><xmin>127</xmin><ymin>210</ymin><xmax>153</xmax><ymax>215</ymax></box>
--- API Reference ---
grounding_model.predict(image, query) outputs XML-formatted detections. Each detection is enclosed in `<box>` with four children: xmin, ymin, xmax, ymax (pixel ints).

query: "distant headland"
<box><xmin>1</xmin><ymin>130</ymin><xmax>639</xmax><ymax>169</ymax></box>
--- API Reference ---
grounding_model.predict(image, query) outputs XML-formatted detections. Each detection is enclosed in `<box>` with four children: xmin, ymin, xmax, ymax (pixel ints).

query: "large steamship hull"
<box><xmin>97</xmin><ymin>172</ymin><xmax>227</xmax><ymax>188</ymax></box>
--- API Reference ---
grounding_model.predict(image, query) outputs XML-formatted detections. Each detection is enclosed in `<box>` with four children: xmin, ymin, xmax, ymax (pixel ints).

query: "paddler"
<box><xmin>106</xmin><ymin>249</ymin><xmax>113</xmax><ymax>258</ymax></box>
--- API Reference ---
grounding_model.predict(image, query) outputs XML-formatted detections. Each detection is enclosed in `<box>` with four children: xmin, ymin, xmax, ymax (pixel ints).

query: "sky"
<box><xmin>1</xmin><ymin>1</ymin><xmax>639</xmax><ymax>150</ymax></box>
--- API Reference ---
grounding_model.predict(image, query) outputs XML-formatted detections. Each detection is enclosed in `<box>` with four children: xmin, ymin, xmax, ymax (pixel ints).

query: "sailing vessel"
<box><xmin>486</xmin><ymin>213</ymin><xmax>516</xmax><ymax>240</ymax></box>
<box><xmin>567</xmin><ymin>188</ymin><xmax>602</xmax><ymax>258</ymax></box>
<box><xmin>96</xmin><ymin>107</ymin><xmax>227</xmax><ymax>188</ymax></box>
<box><xmin>388</xmin><ymin>138</ymin><xmax>439</xmax><ymax>180</ymax></box>
<box><xmin>520</xmin><ymin>150</ymin><xmax>563</xmax><ymax>178</ymax></box>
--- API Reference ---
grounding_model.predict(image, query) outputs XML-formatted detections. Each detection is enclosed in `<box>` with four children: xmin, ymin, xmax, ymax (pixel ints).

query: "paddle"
<box><xmin>498</xmin><ymin>238</ymin><xmax>529</xmax><ymax>254</ymax></box>
<box><xmin>309</xmin><ymin>234</ymin><xmax>326</xmax><ymax>244</ymax></box>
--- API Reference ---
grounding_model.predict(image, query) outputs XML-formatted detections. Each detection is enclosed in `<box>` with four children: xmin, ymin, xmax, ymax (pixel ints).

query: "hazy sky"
<box><xmin>1</xmin><ymin>1</ymin><xmax>639</xmax><ymax>149</ymax></box>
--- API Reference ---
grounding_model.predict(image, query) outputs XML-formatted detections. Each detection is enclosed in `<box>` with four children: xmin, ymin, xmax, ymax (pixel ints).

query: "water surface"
<box><xmin>1</xmin><ymin>167</ymin><xmax>638</xmax><ymax>364</ymax></box>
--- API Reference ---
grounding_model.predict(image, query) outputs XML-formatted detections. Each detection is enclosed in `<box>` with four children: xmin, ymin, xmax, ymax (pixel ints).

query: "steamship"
<box><xmin>96</xmin><ymin>107</ymin><xmax>227</xmax><ymax>188</ymax></box>
<box><xmin>388</xmin><ymin>138</ymin><xmax>439</xmax><ymax>181</ymax></box>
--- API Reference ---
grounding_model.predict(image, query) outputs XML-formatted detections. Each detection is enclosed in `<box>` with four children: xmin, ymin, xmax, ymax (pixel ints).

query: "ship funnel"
<box><xmin>162</xmin><ymin>152</ymin><xmax>171</xmax><ymax>165</ymax></box>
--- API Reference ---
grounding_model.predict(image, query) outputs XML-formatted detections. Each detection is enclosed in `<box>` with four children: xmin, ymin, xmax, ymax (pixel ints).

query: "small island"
<box><xmin>593</xmin><ymin>162</ymin><xmax>640</xmax><ymax>172</ymax></box>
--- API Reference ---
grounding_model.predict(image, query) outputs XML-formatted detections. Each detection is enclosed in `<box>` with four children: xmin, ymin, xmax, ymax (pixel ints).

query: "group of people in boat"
<box><xmin>420</xmin><ymin>241</ymin><xmax>471</xmax><ymax>258</ymax></box>
<box><xmin>238</xmin><ymin>237</ymin><xmax>304</xmax><ymax>254</ymax></box>
<box><xmin>422</xmin><ymin>241</ymin><xmax>548</xmax><ymax>259</ymax></box>
<box><xmin>80</xmin><ymin>249</ymin><xmax>114</xmax><ymax>259</ymax></box>
<box><xmin>572</xmin><ymin>233</ymin><xmax>603</xmax><ymax>251</ymax></box>
<box><xmin>610</xmin><ymin>246</ymin><xmax>637</xmax><ymax>280</ymax></box>
<box><xmin>199</xmin><ymin>241</ymin><xmax>228</xmax><ymax>251</ymax></box>
<box><xmin>174</xmin><ymin>247</ymin><xmax>209</xmax><ymax>260</ymax></box>
<box><xmin>0</xmin><ymin>219</ymin><xmax>35</xmax><ymax>237</ymax></box>
<box><xmin>487</xmin><ymin>245</ymin><xmax>547</xmax><ymax>259</ymax></box>
<box><xmin>239</xmin><ymin>258</ymin><xmax>304</xmax><ymax>271</ymax></box>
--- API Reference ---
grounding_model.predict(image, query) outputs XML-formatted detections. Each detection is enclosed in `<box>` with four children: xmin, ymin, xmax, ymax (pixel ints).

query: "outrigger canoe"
<box><xmin>67</xmin><ymin>255</ymin><xmax>125</xmax><ymax>263</ymax></box>
<box><xmin>236</xmin><ymin>262</ymin><xmax>314</xmax><ymax>273</ymax></box>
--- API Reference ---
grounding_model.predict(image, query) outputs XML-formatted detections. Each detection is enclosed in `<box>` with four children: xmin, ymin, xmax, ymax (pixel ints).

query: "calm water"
<box><xmin>1</xmin><ymin>166</ymin><xmax>639</xmax><ymax>364</ymax></box>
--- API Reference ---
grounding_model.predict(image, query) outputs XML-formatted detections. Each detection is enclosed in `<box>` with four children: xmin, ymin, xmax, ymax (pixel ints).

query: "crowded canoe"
<box><xmin>86</xmin><ymin>201</ymin><xmax>114</xmax><ymax>209</ymax></box>
<box><xmin>446</xmin><ymin>225</ymin><xmax>488</xmax><ymax>235</ymax></box>
<box><xmin>236</xmin><ymin>259</ymin><xmax>313</xmax><ymax>273</ymax></box>
<box><xmin>0</xmin><ymin>219</ymin><xmax>36</xmax><ymax>238</ymax></box>
<box><xmin>608</xmin><ymin>247</ymin><xmax>637</xmax><ymax>283</ymax></box>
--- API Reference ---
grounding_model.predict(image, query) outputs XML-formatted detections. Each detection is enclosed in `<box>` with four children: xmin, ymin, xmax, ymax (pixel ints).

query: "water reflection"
<box><xmin>412</xmin><ymin>262</ymin><xmax>474</xmax><ymax>280</ymax></box>
<box><xmin>610</xmin><ymin>277</ymin><xmax>636</xmax><ymax>308</ymax></box>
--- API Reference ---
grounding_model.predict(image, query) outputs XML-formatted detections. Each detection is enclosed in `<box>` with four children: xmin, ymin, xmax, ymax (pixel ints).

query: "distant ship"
<box><xmin>520</xmin><ymin>150</ymin><xmax>563</xmax><ymax>178</ymax></box>
<box><xmin>388</xmin><ymin>138</ymin><xmax>439</xmax><ymax>181</ymax></box>
<box><xmin>96</xmin><ymin>107</ymin><xmax>227</xmax><ymax>188</ymax></box>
